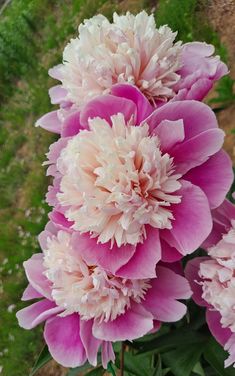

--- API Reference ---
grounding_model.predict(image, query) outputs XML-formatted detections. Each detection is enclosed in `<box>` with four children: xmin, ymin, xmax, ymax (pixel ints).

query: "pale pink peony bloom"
<box><xmin>35</xmin><ymin>11</ymin><xmax>228</xmax><ymax>134</ymax></box>
<box><xmin>186</xmin><ymin>200</ymin><xmax>235</xmax><ymax>368</ymax></box>
<box><xmin>44</xmin><ymin>84</ymin><xmax>232</xmax><ymax>273</ymax></box>
<box><xmin>17</xmin><ymin>221</ymin><xmax>191</xmax><ymax>368</ymax></box>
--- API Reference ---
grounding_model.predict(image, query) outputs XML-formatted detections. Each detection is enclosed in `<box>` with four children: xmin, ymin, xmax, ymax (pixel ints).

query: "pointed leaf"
<box><xmin>30</xmin><ymin>345</ymin><xmax>52</xmax><ymax>376</ymax></box>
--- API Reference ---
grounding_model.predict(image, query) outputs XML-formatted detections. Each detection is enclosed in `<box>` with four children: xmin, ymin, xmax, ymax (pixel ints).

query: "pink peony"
<box><xmin>35</xmin><ymin>11</ymin><xmax>228</xmax><ymax>134</ymax></box>
<box><xmin>185</xmin><ymin>200</ymin><xmax>235</xmax><ymax>368</ymax></box>
<box><xmin>17</xmin><ymin>221</ymin><xmax>191</xmax><ymax>368</ymax></box>
<box><xmin>43</xmin><ymin>84</ymin><xmax>232</xmax><ymax>274</ymax></box>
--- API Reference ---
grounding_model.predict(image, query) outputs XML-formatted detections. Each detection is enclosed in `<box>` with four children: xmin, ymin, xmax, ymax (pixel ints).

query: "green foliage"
<box><xmin>156</xmin><ymin>0</ymin><xmax>227</xmax><ymax>60</ymax></box>
<box><xmin>30</xmin><ymin>345</ymin><xmax>52</xmax><ymax>376</ymax></box>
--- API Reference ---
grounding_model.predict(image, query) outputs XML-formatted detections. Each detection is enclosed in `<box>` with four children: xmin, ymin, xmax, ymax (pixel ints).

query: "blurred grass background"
<box><xmin>0</xmin><ymin>0</ymin><xmax>234</xmax><ymax>375</ymax></box>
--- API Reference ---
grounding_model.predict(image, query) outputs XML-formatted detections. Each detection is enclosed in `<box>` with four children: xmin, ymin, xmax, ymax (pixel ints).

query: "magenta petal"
<box><xmin>184</xmin><ymin>150</ymin><xmax>233</xmax><ymax>209</ymax></box>
<box><xmin>49</xmin><ymin>210</ymin><xmax>73</xmax><ymax>230</ymax></box>
<box><xmin>35</xmin><ymin>111</ymin><xmax>62</xmax><ymax>134</ymax></box>
<box><xmin>23</xmin><ymin>254</ymin><xmax>52</xmax><ymax>299</ymax></box>
<box><xmin>48</xmin><ymin>64</ymin><xmax>64</xmax><ymax>80</ymax></box>
<box><xmin>44</xmin><ymin>314</ymin><xmax>87</xmax><ymax>368</ymax></box>
<box><xmin>80</xmin><ymin>95</ymin><xmax>137</xmax><ymax>127</ymax></box>
<box><xmin>49</xmin><ymin>85</ymin><xmax>67</xmax><ymax>104</ymax></box>
<box><xmin>160</xmin><ymin>239</ymin><xmax>183</xmax><ymax>263</ymax></box>
<box><xmin>171</xmin><ymin>128</ymin><xmax>224</xmax><ymax>174</ymax></box>
<box><xmin>72</xmin><ymin>232</ymin><xmax>135</xmax><ymax>275</ymax></box>
<box><xmin>61</xmin><ymin>110</ymin><xmax>83</xmax><ymax>137</ymax></box>
<box><xmin>92</xmin><ymin>303</ymin><xmax>153</xmax><ymax>341</ymax></box>
<box><xmin>143</xmin><ymin>266</ymin><xmax>191</xmax><ymax>322</ymax></box>
<box><xmin>143</xmin><ymin>288</ymin><xmax>187</xmax><ymax>322</ymax></box>
<box><xmin>206</xmin><ymin>309</ymin><xmax>231</xmax><ymax>346</ymax></box>
<box><xmin>145</xmin><ymin>100</ymin><xmax>217</xmax><ymax>139</ymax></box>
<box><xmin>152</xmin><ymin>119</ymin><xmax>185</xmax><ymax>153</ymax></box>
<box><xmin>163</xmin><ymin>180</ymin><xmax>212</xmax><ymax>254</ymax></box>
<box><xmin>80</xmin><ymin>320</ymin><xmax>101</xmax><ymax>367</ymax></box>
<box><xmin>101</xmin><ymin>342</ymin><xmax>115</xmax><ymax>369</ymax></box>
<box><xmin>116</xmin><ymin>227</ymin><xmax>160</xmax><ymax>279</ymax></box>
<box><xmin>154</xmin><ymin>266</ymin><xmax>192</xmax><ymax>299</ymax></box>
<box><xmin>184</xmin><ymin>257</ymin><xmax>209</xmax><ymax>307</ymax></box>
<box><xmin>22</xmin><ymin>284</ymin><xmax>43</xmax><ymax>301</ymax></box>
<box><xmin>185</xmin><ymin>78</ymin><xmax>213</xmax><ymax>101</ymax></box>
<box><xmin>16</xmin><ymin>299</ymin><xmax>60</xmax><ymax>329</ymax></box>
<box><xmin>110</xmin><ymin>83</ymin><xmax>153</xmax><ymax>124</ymax></box>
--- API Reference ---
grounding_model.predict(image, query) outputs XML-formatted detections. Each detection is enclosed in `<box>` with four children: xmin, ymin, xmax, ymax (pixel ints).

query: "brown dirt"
<box><xmin>206</xmin><ymin>0</ymin><xmax>235</xmax><ymax>163</ymax></box>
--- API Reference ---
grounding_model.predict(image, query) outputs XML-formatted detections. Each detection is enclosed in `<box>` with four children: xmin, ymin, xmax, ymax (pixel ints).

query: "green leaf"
<box><xmin>151</xmin><ymin>355</ymin><xmax>162</xmax><ymax>376</ymax></box>
<box><xmin>66</xmin><ymin>363</ymin><xmax>92</xmax><ymax>375</ymax></box>
<box><xmin>85</xmin><ymin>366</ymin><xmax>105</xmax><ymax>376</ymax></box>
<box><xmin>136</xmin><ymin>328</ymin><xmax>208</xmax><ymax>355</ymax></box>
<box><xmin>204</xmin><ymin>337</ymin><xmax>235</xmax><ymax>376</ymax></box>
<box><xmin>107</xmin><ymin>362</ymin><xmax>116</xmax><ymax>376</ymax></box>
<box><xmin>30</xmin><ymin>345</ymin><xmax>52</xmax><ymax>376</ymax></box>
<box><xmin>192</xmin><ymin>362</ymin><xmax>205</xmax><ymax>376</ymax></box>
<box><xmin>116</xmin><ymin>352</ymin><xmax>150</xmax><ymax>376</ymax></box>
<box><xmin>162</xmin><ymin>343</ymin><xmax>206</xmax><ymax>376</ymax></box>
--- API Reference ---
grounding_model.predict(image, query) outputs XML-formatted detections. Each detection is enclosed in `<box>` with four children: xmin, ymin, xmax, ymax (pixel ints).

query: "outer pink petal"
<box><xmin>48</xmin><ymin>64</ymin><xmax>64</xmax><ymax>80</ymax></box>
<box><xmin>162</xmin><ymin>180</ymin><xmax>212</xmax><ymax>255</ymax></box>
<box><xmin>23</xmin><ymin>254</ymin><xmax>52</xmax><ymax>300</ymax></box>
<box><xmin>185</xmin><ymin>78</ymin><xmax>213</xmax><ymax>101</ymax></box>
<box><xmin>152</xmin><ymin>119</ymin><xmax>185</xmax><ymax>153</ymax></box>
<box><xmin>101</xmin><ymin>342</ymin><xmax>115</xmax><ymax>369</ymax></box>
<box><xmin>49</xmin><ymin>85</ymin><xmax>67</xmax><ymax>104</ymax></box>
<box><xmin>35</xmin><ymin>111</ymin><xmax>62</xmax><ymax>134</ymax></box>
<box><xmin>143</xmin><ymin>283</ymin><xmax>188</xmax><ymax>323</ymax></box>
<box><xmin>72</xmin><ymin>232</ymin><xmax>135</xmax><ymax>275</ymax></box>
<box><xmin>92</xmin><ymin>303</ymin><xmax>153</xmax><ymax>341</ymax></box>
<box><xmin>145</xmin><ymin>100</ymin><xmax>218</xmax><ymax>139</ymax></box>
<box><xmin>44</xmin><ymin>314</ymin><xmax>87</xmax><ymax>368</ymax></box>
<box><xmin>80</xmin><ymin>320</ymin><xmax>101</xmax><ymax>367</ymax></box>
<box><xmin>206</xmin><ymin>309</ymin><xmax>231</xmax><ymax>346</ymax></box>
<box><xmin>184</xmin><ymin>257</ymin><xmax>209</xmax><ymax>307</ymax></box>
<box><xmin>160</xmin><ymin>239</ymin><xmax>183</xmax><ymax>263</ymax></box>
<box><xmin>16</xmin><ymin>299</ymin><xmax>61</xmax><ymax>329</ymax></box>
<box><xmin>154</xmin><ymin>265</ymin><xmax>192</xmax><ymax>299</ymax></box>
<box><xmin>171</xmin><ymin>128</ymin><xmax>224</xmax><ymax>175</ymax></box>
<box><xmin>184</xmin><ymin>150</ymin><xmax>233</xmax><ymax>209</ymax></box>
<box><xmin>116</xmin><ymin>227</ymin><xmax>161</xmax><ymax>279</ymax></box>
<box><xmin>61</xmin><ymin>110</ymin><xmax>83</xmax><ymax>137</ymax></box>
<box><xmin>80</xmin><ymin>95</ymin><xmax>137</xmax><ymax>127</ymax></box>
<box><xmin>22</xmin><ymin>284</ymin><xmax>43</xmax><ymax>301</ymax></box>
<box><xmin>110</xmin><ymin>83</ymin><xmax>153</xmax><ymax>124</ymax></box>
<box><xmin>49</xmin><ymin>210</ymin><xmax>73</xmax><ymax>231</ymax></box>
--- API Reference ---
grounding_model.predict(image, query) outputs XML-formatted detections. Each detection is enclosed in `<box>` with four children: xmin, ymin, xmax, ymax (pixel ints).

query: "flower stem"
<box><xmin>120</xmin><ymin>342</ymin><xmax>125</xmax><ymax>376</ymax></box>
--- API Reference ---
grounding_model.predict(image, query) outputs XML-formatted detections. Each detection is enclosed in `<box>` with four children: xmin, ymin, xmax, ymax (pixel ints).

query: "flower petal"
<box><xmin>72</xmin><ymin>232</ymin><xmax>136</xmax><ymax>275</ymax></box>
<box><xmin>116</xmin><ymin>227</ymin><xmax>161</xmax><ymax>279</ymax></box>
<box><xmin>22</xmin><ymin>284</ymin><xmax>43</xmax><ymax>301</ymax></box>
<box><xmin>35</xmin><ymin>111</ymin><xmax>62</xmax><ymax>134</ymax></box>
<box><xmin>17</xmin><ymin>299</ymin><xmax>60</xmax><ymax>329</ymax></box>
<box><xmin>184</xmin><ymin>150</ymin><xmax>233</xmax><ymax>209</ymax></box>
<box><xmin>44</xmin><ymin>314</ymin><xmax>87</xmax><ymax>368</ymax></box>
<box><xmin>92</xmin><ymin>303</ymin><xmax>153</xmax><ymax>341</ymax></box>
<box><xmin>23</xmin><ymin>254</ymin><xmax>52</xmax><ymax>299</ymax></box>
<box><xmin>80</xmin><ymin>320</ymin><xmax>101</xmax><ymax>367</ymax></box>
<box><xmin>111</xmin><ymin>83</ymin><xmax>153</xmax><ymax>124</ymax></box>
<box><xmin>184</xmin><ymin>257</ymin><xmax>209</xmax><ymax>307</ymax></box>
<box><xmin>206</xmin><ymin>309</ymin><xmax>231</xmax><ymax>346</ymax></box>
<box><xmin>162</xmin><ymin>180</ymin><xmax>212</xmax><ymax>255</ymax></box>
<box><xmin>152</xmin><ymin>119</ymin><xmax>185</xmax><ymax>153</ymax></box>
<box><xmin>80</xmin><ymin>94</ymin><xmax>137</xmax><ymax>127</ymax></box>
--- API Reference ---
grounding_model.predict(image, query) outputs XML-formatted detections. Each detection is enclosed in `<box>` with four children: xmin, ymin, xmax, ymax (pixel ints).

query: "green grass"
<box><xmin>0</xmin><ymin>0</ymin><xmax>233</xmax><ymax>375</ymax></box>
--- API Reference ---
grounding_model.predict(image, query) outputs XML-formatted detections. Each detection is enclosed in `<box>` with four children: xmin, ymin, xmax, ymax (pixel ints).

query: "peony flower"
<box><xmin>17</xmin><ymin>221</ymin><xmax>191</xmax><ymax>369</ymax></box>
<box><xmin>44</xmin><ymin>84</ymin><xmax>233</xmax><ymax>275</ymax></box>
<box><xmin>185</xmin><ymin>199</ymin><xmax>235</xmax><ymax>368</ymax></box>
<box><xmin>35</xmin><ymin>11</ymin><xmax>228</xmax><ymax>134</ymax></box>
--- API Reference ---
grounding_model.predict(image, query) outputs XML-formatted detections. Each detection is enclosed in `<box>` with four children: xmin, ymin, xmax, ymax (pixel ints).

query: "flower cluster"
<box><xmin>17</xmin><ymin>10</ymin><xmax>235</xmax><ymax>371</ymax></box>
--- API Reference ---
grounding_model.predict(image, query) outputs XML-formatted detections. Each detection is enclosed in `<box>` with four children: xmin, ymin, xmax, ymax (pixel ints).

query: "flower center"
<box><xmin>43</xmin><ymin>230</ymin><xmax>150</xmax><ymax>321</ymax></box>
<box><xmin>57</xmin><ymin>114</ymin><xmax>182</xmax><ymax>247</ymax></box>
<box><xmin>199</xmin><ymin>221</ymin><xmax>235</xmax><ymax>332</ymax></box>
